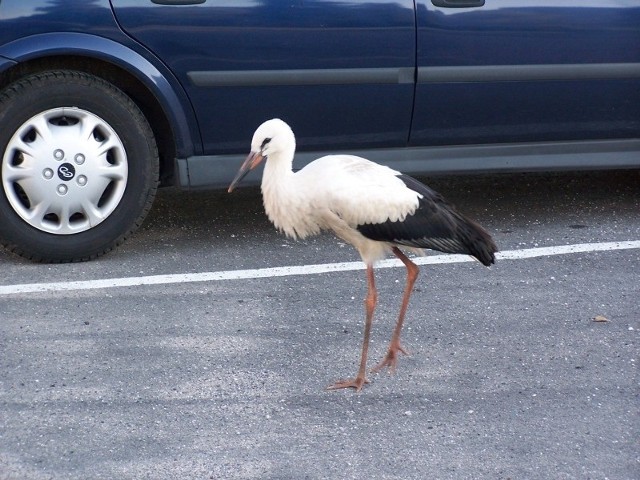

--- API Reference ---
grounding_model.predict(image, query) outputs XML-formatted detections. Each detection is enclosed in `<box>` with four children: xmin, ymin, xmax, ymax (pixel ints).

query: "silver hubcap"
<box><xmin>2</xmin><ymin>107</ymin><xmax>128</xmax><ymax>234</ymax></box>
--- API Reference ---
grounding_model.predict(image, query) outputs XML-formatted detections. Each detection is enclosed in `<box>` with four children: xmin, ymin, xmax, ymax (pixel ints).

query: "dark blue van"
<box><xmin>0</xmin><ymin>0</ymin><xmax>638</xmax><ymax>261</ymax></box>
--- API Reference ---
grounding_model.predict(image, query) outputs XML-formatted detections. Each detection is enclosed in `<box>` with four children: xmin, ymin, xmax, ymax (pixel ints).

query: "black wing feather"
<box><xmin>356</xmin><ymin>175</ymin><xmax>497</xmax><ymax>266</ymax></box>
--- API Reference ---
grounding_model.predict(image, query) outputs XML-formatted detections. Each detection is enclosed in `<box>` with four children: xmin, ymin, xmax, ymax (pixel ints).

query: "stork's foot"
<box><xmin>371</xmin><ymin>343</ymin><xmax>409</xmax><ymax>374</ymax></box>
<box><xmin>326</xmin><ymin>376</ymin><xmax>370</xmax><ymax>392</ymax></box>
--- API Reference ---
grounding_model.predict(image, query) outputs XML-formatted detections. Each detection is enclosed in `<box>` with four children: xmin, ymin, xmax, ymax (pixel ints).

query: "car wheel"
<box><xmin>0</xmin><ymin>70</ymin><xmax>158</xmax><ymax>262</ymax></box>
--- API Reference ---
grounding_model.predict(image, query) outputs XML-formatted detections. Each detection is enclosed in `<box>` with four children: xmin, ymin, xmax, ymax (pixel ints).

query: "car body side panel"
<box><xmin>110</xmin><ymin>0</ymin><xmax>416</xmax><ymax>154</ymax></box>
<box><xmin>1</xmin><ymin>0</ymin><xmax>638</xmax><ymax>190</ymax></box>
<box><xmin>0</xmin><ymin>1</ymin><xmax>200</xmax><ymax>158</ymax></box>
<box><xmin>0</xmin><ymin>0</ymin><xmax>118</xmax><ymax>39</ymax></box>
<box><xmin>411</xmin><ymin>0</ymin><xmax>640</xmax><ymax>147</ymax></box>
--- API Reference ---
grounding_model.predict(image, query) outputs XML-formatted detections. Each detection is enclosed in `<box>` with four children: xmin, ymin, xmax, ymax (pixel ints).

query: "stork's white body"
<box><xmin>262</xmin><ymin>154</ymin><xmax>422</xmax><ymax>265</ymax></box>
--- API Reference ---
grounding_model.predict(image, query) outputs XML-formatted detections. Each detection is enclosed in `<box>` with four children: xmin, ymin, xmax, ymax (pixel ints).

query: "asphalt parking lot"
<box><xmin>1</xmin><ymin>170</ymin><xmax>639</xmax><ymax>479</ymax></box>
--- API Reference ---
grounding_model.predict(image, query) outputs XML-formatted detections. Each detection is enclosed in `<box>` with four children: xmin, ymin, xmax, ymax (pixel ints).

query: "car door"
<box><xmin>110</xmin><ymin>0</ymin><xmax>416</xmax><ymax>155</ymax></box>
<box><xmin>411</xmin><ymin>0</ymin><xmax>640</xmax><ymax>147</ymax></box>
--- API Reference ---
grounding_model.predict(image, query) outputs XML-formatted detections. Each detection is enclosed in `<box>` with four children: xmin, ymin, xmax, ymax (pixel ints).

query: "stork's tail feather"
<box><xmin>396</xmin><ymin>212</ymin><xmax>498</xmax><ymax>266</ymax></box>
<box><xmin>455</xmin><ymin>215</ymin><xmax>497</xmax><ymax>267</ymax></box>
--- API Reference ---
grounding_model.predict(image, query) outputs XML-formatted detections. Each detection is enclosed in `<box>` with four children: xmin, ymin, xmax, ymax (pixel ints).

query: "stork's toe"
<box><xmin>371</xmin><ymin>343</ymin><xmax>409</xmax><ymax>374</ymax></box>
<box><xmin>326</xmin><ymin>376</ymin><xmax>370</xmax><ymax>392</ymax></box>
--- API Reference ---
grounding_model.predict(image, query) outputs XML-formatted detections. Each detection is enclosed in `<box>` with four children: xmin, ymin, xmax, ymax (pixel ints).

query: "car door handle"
<box><xmin>431</xmin><ymin>0</ymin><xmax>485</xmax><ymax>7</ymax></box>
<box><xmin>151</xmin><ymin>0</ymin><xmax>206</xmax><ymax>5</ymax></box>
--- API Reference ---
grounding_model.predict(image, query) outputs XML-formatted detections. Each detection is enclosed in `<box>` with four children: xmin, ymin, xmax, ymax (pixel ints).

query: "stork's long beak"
<box><xmin>228</xmin><ymin>151</ymin><xmax>265</xmax><ymax>193</ymax></box>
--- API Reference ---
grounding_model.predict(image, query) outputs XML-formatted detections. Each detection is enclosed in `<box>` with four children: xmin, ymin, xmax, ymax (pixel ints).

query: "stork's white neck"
<box><xmin>261</xmin><ymin>146</ymin><xmax>296</xmax><ymax>194</ymax></box>
<box><xmin>260</xmin><ymin>146</ymin><xmax>320</xmax><ymax>240</ymax></box>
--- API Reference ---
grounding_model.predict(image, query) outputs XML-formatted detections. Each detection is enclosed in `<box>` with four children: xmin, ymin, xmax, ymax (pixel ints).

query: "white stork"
<box><xmin>228</xmin><ymin>119</ymin><xmax>497</xmax><ymax>391</ymax></box>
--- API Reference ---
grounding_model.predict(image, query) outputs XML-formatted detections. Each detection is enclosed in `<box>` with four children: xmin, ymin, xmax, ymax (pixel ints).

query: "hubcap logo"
<box><xmin>57</xmin><ymin>163</ymin><xmax>76</xmax><ymax>181</ymax></box>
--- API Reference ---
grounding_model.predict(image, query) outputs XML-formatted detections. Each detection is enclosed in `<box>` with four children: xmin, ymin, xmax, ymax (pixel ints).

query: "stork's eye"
<box><xmin>260</xmin><ymin>138</ymin><xmax>272</xmax><ymax>151</ymax></box>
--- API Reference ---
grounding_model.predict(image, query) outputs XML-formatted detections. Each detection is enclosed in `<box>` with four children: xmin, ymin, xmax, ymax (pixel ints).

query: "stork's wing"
<box><xmin>357</xmin><ymin>175</ymin><xmax>497</xmax><ymax>266</ymax></box>
<box><xmin>300</xmin><ymin>155</ymin><xmax>422</xmax><ymax>226</ymax></box>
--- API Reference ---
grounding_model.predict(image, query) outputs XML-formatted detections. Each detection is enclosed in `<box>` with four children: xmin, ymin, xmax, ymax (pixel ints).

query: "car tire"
<box><xmin>0</xmin><ymin>70</ymin><xmax>159</xmax><ymax>262</ymax></box>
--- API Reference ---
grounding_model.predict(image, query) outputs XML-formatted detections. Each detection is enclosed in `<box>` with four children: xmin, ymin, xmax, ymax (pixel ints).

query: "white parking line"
<box><xmin>1</xmin><ymin>240</ymin><xmax>639</xmax><ymax>295</ymax></box>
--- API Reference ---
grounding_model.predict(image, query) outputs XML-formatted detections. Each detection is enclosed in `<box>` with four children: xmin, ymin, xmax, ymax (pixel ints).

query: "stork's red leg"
<box><xmin>327</xmin><ymin>264</ymin><xmax>376</xmax><ymax>391</ymax></box>
<box><xmin>372</xmin><ymin>247</ymin><xmax>418</xmax><ymax>373</ymax></box>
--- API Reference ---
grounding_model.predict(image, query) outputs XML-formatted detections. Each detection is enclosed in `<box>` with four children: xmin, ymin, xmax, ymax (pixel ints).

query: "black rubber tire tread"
<box><xmin>0</xmin><ymin>70</ymin><xmax>159</xmax><ymax>262</ymax></box>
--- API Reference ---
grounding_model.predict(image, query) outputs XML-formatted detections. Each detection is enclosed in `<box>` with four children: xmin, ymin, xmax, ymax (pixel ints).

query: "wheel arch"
<box><xmin>0</xmin><ymin>33</ymin><xmax>201</xmax><ymax>186</ymax></box>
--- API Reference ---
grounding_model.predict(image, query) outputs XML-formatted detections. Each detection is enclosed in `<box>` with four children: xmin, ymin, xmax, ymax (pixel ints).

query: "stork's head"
<box><xmin>228</xmin><ymin>118</ymin><xmax>295</xmax><ymax>193</ymax></box>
